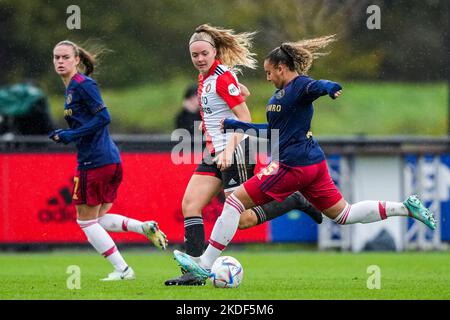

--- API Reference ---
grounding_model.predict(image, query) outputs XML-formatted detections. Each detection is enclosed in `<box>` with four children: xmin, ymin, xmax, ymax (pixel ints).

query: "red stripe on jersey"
<box><xmin>204</xmin><ymin>131</ymin><xmax>215</xmax><ymax>154</ymax></box>
<box><xmin>198</xmin><ymin>72</ymin><xmax>215</xmax><ymax>154</ymax></box>
<box><xmin>204</xmin><ymin>60</ymin><xmax>221</xmax><ymax>80</ymax></box>
<box><xmin>216</xmin><ymin>71</ymin><xmax>244</xmax><ymax>109</ymax></box>
<box><xmin>197</xmin><ymin>73</ymin><xmax>204</xmax><ymax>109</ymax></box>
<box><xmin>72</xmin><ymin>73</ymin><xmax>85</xmax><ymax>84</ymax></box>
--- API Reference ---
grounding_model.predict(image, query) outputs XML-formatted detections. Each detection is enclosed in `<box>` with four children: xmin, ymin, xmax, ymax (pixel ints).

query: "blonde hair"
<box><xmin>266</xmin><ymin>35</ymin><xmax>337</xmax><ymax>75</ymax></box>
<box><xmin>189</xmin><ymin>24</ymin><xmax>257</xmax><ymax>73</ymax></box>
<box><xmin>54</xmin><ymin>40</ymin><xmax>108</xmax><ymax>76</ymax></box>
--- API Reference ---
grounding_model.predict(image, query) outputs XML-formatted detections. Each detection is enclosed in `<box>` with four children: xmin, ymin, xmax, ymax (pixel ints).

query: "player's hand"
<box><xmin>220</xmin><ymin>119</ymin><xmax>225</xmax><ymax>133</ymax></box>
<box><xmin>329</xmin><ymin>83</ymin><xmax>343</xmax><ymax>99</ymax></box>
<box><xmin>333</xmin><ymin>90</ymin><xmax>342</xmax><ymax>99</ymax></box>
<box><xmin>198</xmin><ymin>121</ymin><xmax>203</xmax><ymax>132</ymax></box>
<box><xmin>213</xmin><ymin>150</ymin><xmax>233</xmax><ymax>171</ymax></box>
<box><xmin>57</xmin><ymin>130</ymin><xmax>72</xmax><ymax>145</ymax></box>
<box><xmin>48</xmin><ymin>129</ymin><xmax>63</xmax><ymax>143</ymax></box>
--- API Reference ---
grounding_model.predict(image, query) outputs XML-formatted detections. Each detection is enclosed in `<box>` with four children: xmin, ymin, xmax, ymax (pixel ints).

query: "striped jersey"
<box><xmin>197</xmin><ymin>60</ymin><xmax>245</xmax><ymax>154</ymax></box>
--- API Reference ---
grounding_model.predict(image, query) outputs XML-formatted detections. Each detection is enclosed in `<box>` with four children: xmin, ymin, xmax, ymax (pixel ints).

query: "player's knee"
<box><xmin>181</xmin><ymin>197</ymin><xmax>203</xmax><ymax>218</ymax></box>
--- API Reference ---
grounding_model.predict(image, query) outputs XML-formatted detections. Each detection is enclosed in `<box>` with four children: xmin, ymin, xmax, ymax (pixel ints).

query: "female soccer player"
<box><xmin>50</xmin><ymin>40</ymin><xmax>168</xmax><ymax>281</ymax></box>
<box><xmin>174</xmin><ymin>35</ymin><xmax>437</xmax><ymax>280</ymax></box>
<box><xmin>165</xmin><ymin>25</ymin><xmax>323</xmax><ymax>286</ymax></box>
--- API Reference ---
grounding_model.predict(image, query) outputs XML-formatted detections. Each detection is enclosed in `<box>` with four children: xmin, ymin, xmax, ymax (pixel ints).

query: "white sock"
<box><xmin>98</xmin><ymin>214</ymin><xmax>144</xmax><ymax>235</ymax></box>
<box><xmin>334</xmin><ymin>201</ymin><xmax>409</xmax><ymax>225</ymax></box>
<box><xmin>201</xmin><ymin>194</ymin><xmax>245</xmax><ymax>269</ymax></box>
<box><xmin>77</xmin><ymin>219</ymin><xmax>128</xmax><ymax>272</ymax></box>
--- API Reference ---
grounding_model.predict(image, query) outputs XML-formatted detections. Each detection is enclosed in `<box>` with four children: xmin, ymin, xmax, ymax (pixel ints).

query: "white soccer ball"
<box><xmin>210</xmin><ymin>256</ymin><xmax>244</xmax><ymax>288</ymax></box>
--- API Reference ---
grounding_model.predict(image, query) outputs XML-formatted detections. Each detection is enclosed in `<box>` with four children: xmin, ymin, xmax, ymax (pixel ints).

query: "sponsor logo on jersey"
<box><xmin>228</xmin><ymin>83</ymin><xmax>239</xmax><ymax>96</ymax></box>
<box><xmin>202</xmin><ymin>96</ymin><xmax>208</xmax><ymax>105</ymax></box>
<box><xmin>229</xmin><ymin>178</ymin><xmax>237</xmax><ymax>185</ymax></box>
<box><xmin>64</xmin><ymin>108</ymin><xmax>73</xmax><ymax>117</ymax></box>
<box><xmin>266</xmin><ymin>104</ymin><xmax>282</xmax><ymax>112</ymax></box>
<box><xmin>205</xmin><ymin>83</ymin><xmax>212</xmax><ymax>93</ymax></box>
<box><xmin>202</xmin><ymin>106</ymin><xmax>212</xmax><ymax>114</ymax></box>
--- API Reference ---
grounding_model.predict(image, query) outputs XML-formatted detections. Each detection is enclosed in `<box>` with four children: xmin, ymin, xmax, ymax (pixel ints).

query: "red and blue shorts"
<box><xmin>72</xmin><ymin>163</ymin><xmax>123</xmax><ymax>206</ymax></box>
<box><xmin>243</xmin><ymin>160</ymin><xmax>342</xmax><ymax>212</ymax></box>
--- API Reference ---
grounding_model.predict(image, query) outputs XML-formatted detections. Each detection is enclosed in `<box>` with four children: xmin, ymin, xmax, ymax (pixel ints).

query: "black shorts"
<box><xmin>195</xmin><ymin>137</ymin><xmax>256</xmax><ymax>192</ymax></box>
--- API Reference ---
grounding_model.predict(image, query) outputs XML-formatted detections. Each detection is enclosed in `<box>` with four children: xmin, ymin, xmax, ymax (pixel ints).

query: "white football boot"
<box><xmin>101</xmin><ymin>266</ymin><xmax>136</xmax><ymax>281</ymax></box>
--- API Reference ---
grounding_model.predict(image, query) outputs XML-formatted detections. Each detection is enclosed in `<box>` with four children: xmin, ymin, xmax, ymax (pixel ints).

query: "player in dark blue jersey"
<box><xmin>50</xmin><ymin>40</ymin><xmax>168</xmax><ymax>281</ymax></box>
<box><xmin>173</xmin><ymin>35</ymin><xmax>437</xmax><ymax>280</ymax></box>
<box><xmin>165</xmin><ymin>25</ymin><xmax>323</xmax><ymax>286</ymax></box>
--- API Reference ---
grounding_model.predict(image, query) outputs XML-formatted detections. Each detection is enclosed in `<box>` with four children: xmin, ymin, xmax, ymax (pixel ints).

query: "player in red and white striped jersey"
<box><xmin>165</xmin><ymin>25</ymin><xmax>322</xmax><ymax>286</ymax></box>
<box><xmin>198</xmin><ymin>59</ymin><xmax>246</xmax><ymax>155</ymax></box>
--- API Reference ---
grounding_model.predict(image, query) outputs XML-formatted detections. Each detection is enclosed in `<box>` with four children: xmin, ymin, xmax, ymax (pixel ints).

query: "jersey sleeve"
<box><xmin>294</xmin><ymin>76</ymin><xmax>316</xmax><ymax>102</ymax></box>
<box><xmin>297</xmin><ymin>76</ymin><xmax>340</xmax><ymax>102</ymax></box>
<box><xmin>216</xmin><ymin>72</ymin><xmax>245</xmax><ymax>109</ymax></box>
<box><xmin>78</xmin><ymin>80</ymin><xmax>107</xmax><ymax>114</ymax></box>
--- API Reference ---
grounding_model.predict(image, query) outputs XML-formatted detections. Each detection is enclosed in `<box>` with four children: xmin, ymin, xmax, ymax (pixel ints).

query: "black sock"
<box><xmin>184</xmin><ymin>216</ymin><xmax>205</xmax><ymax>257</ymax></box>
<box><xmin>252</xmin><ymin>192</ymin><xmax>322</xmax><ymax>224</ymax></box>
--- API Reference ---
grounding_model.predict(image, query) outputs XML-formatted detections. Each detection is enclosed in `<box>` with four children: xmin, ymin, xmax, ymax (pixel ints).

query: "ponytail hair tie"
<box><xmin>279</xmin><ymin>45</ymin><xmax>292</xmax><ymax>59</ymax></box>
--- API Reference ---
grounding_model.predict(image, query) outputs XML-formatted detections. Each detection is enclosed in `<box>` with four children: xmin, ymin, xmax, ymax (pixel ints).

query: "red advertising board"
<box><xmin>0</xmin><ymin>153</ymin><xmax>268</xmax><ymax>244</ymax></box>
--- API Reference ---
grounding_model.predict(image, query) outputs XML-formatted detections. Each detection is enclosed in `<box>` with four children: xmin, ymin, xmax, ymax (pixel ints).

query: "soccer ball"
<box><xmin>210</xmin><ymin>256</ymin><xmax>244</xmax><ymax>288</ymax></box>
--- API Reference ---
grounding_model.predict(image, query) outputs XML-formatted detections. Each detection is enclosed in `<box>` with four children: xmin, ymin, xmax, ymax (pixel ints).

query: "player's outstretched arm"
<box><xmin>221</xmin><ymin>118</ymin><xmax>270</xmax><ymax>139</ymax></box>
<box><xmin>304</xmin><ymin>79</ymin><xmax>343</xmax><ymax>101</ymax></box>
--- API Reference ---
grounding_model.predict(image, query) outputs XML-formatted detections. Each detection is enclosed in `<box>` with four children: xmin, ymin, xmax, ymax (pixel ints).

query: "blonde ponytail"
<box><xmin>189</xmin><ymin>24</ymin><xmax>257</xmax><ymax>73</ymax></box>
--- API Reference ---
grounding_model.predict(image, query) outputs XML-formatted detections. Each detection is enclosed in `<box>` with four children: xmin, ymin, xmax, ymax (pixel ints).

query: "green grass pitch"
<box><xmin>1</xmin><ymin>248</ymin><xmax>449</xmax><ymax>300</ymax></box>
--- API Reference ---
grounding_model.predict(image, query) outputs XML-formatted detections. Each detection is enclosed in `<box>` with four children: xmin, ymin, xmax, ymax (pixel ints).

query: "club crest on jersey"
<box><xmin>66</xmin><ymin>94</ymin><xmax>73</xmax><ymax>104</ymax></box>
<box><xmin>205</xmin><ymin>83</ymin><xmax>212</xmax><ymax>93</ymax></box>
<box><xmin>228</xmin><ymin>83</ymin><xmax>239</xmax><ymax>96</ymax></box>
<box><xmin>275</xmin><ymin>89</ymin><xmax>285</xmax><ymax>99</ymax></box>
